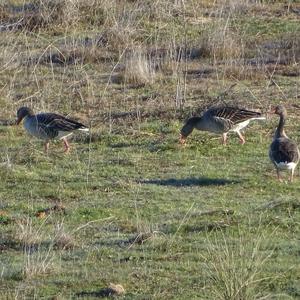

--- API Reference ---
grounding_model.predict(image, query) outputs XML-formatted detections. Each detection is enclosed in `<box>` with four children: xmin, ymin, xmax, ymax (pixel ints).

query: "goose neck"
<box><xmin>275</xmin><ymin>113</ymin><xmax>286</xmax><ymax>138</ymax></box>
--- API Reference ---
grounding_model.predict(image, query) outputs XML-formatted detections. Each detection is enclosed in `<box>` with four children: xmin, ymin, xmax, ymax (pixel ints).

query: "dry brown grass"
<box><xmin>16</xmin><ymin>218</ymin><xmax>56</xmax><ymax>278</ymax></box>
<box><xmin>16</xmin><ymin>217</ymin><xmax>43</xmax><ymax>247</ymax></box>
<box><xmin>199</xmin><ymin>22</ymin><xmax>245</xmax><ymax>63</ymax></box>
<box><xmin>203</xmin><ymin>228</ymin><xmax>273</xmax><ymax>300</ymax></box>
<box><xmin>120</xmin><ymin>47</ymin><xmax>157</xmax><ymax>86</ymax></box>
<box><xmin>53</xmin><ymin>222</ymin><xmax>75</xmax><ymax>250</ymax></box>
<box><xmin>220</xmin><ymin>64</ymin><xmax>266</xmax><ymax>81</ymax></box>
<box><xmin>0</xmin><ymin>0</ymin><xmax>114</xmax><ymax>31</ymax></box>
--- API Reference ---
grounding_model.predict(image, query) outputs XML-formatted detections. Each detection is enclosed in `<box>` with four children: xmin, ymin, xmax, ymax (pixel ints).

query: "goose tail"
<box><xmin>250</xmin><ymin>116</ymin><xmax>266</xmax><ymax>121</ymax></box>
<box><xmin>78</xmin><ymin>127</ymin><xmax>90</xmax><ymax>133</ymax></box>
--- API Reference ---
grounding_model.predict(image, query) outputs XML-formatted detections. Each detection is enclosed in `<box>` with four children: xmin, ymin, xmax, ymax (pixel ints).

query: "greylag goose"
<box><xmin>269</xmin><ymin>105</ymin><xmax>299</xmax><ymax>182</ymax></box>
<box><xmin>180</xmin><ymin>106</ymin><xmax>265</xmax><ymax>145</ymax></box>
<box><xmin>16</xmin><ymin>107</ymin><xmax>89</xmax><ymax>153</ymax></box>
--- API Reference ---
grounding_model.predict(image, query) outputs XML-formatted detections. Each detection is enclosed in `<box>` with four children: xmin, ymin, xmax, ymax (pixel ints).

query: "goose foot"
<box><xmin>63</xmin><ymin>138</ymin><xmax>70</xmax><ymax>154</ymax></box>
<box><xmin>179</xmin><ymin>134</ymin><xmax>186</xmax><ymax>145</ymax></box>
<box><xmin>276</xmin><ymin>170</ymin><xmax>283</xmax><ymax>182</ymax></box>
<box><xmin>221</xmin><ymin>133</ymin><xmax>228</xmax><ymax>146</ymax></box>
<box><xmin>289</xmin><ymin>170</ymin><xmax>295</xmax><ymax>183</ymax></box>
<box><xmin>237</xmin><ymin>131</ymin><xmax>245</xmax><ymax>145</ymax></box>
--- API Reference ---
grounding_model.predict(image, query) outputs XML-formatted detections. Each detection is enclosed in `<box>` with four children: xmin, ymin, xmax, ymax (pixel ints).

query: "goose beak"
<box><xmin>16</xmin><ymin>117</ymin><xmax>22</xmax><ymax>125</ymax></box>
<box><xmin>179</xmin><ymin>134</ymin><xmax>186</xmax><ymax>145</ymax></box>
<box><xmin>268</xmin><ymin>106</ymin><xmax>276</xmax><ymax>114</ymax></box>
<box><xmin>266</xmin><ymin>107</ymin><xmax>276</xmax><ymax>119</ymax></box>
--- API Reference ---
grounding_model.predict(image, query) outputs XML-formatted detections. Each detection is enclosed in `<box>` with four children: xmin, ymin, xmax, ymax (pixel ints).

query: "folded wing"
<box><xmin>210</xmin><ymin>107</ymin><xmax>263</xmax><ymax>125</ymax></box>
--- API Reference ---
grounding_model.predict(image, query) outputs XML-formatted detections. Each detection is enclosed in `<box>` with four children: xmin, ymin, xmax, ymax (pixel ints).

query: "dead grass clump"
<box><xmin>199</xmin><ymin>23</ymin><xmax>245</xmax><ymax>63</ymax></box>
<box><xmin>203</xmin><ymin>228</ymin><xmax>273</xmax><ymax>300</ymax></box>
<box><xmin>16</xmin><ymin>218</ymin><xmax>56</xmax><ymax>278</ymax></box>
<box><xmin>53</xmin><ymin>222</ymin><xmax>75</xmax><ymax>250</ymax></box>
<box><xmin>16</xmin><ymin>218</ymin><xmax>43</xmax><ymax>247</ymax></box>
<box><xmin>121</xmin><ymin>48</ymin><xmax>157</xmax><ymax>86</ymax></box>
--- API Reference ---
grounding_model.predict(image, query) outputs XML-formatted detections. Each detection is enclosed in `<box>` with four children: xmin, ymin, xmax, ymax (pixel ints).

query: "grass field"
<box><xmin>0</xmin><ymin>0</ymin><xmax>300</xmax><ymax>299</ymax></box>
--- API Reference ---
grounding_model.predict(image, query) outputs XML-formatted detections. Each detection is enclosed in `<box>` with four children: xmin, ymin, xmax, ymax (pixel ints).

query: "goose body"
<box><xmin>17</xmin><ymin>107</ymin><xmax>89</xmax><ymax>153</ymax></box>
<box><xmin>180</xmin><ymin>106</ymin><xmax>265</xmax><ymax>145</ymax></box>
<box><xmin>269</xmin><ymin>105</ymin><xmax>299</xmax><ymax>182</ymax></box>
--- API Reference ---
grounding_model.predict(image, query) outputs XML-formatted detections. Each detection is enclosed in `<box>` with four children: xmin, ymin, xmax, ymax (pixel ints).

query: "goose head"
<box><xmin>273</xmin><ymin>105</ymin><xmax>287</xmax><ymax>117</ymax></box>
<box><xmin>179</xmin><ymin>117</ymin><xmax>201</xmax><ymax>144</ymax></box>
<box><xmin>16</xmin><ymin>107</ymin><xmax>34</xmax><ymax>125</ymax></box>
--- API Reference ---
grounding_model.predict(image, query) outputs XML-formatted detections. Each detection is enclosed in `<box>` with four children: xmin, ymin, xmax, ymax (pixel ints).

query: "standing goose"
<box><xmin>269</xmin><ymin>105</ymin><xmax>299</xmax><ymax>182</ymax></box>
<box><xmin>180</xmin><ymin>106</ymin><xmax>265</xmax><ymax>145</ymax></box>
<box><xmin>16</xmin><ymin>107</ymin><xmax>89</xmax><ymax>153</ymax></box>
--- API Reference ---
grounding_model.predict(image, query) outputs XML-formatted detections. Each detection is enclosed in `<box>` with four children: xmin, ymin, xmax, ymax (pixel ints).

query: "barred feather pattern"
<box><xmin>208</xmin><ymin>107</ymin><xmax>262</xmax><ymax>125</ymax></box>
<box><xmin>24</xmin><ymin>113</ymin><xmax>88</xmax><ymax>140</ymax></box>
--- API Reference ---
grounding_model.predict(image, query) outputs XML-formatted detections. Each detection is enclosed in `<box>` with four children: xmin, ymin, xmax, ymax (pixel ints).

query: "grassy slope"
<box><xmin>1</xmin><ymin>1</ymin><xmax>300</xmax><ymax>299</ymax></box>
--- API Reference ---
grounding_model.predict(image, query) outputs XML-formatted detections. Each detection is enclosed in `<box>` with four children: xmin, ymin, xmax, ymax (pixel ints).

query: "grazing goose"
<box><xmin>180</xmin><ymin>106</ymin><xmax>265</xmax><ymax>145</ymax></box>
<box><xmin>16</xmin><ymin>107</ymin><xmax>89</xmax><ymax>153</ymax></box>
<box><xmin>269</xmin><ymin>105</ymin><xmax>299</xmax><ymax>182</ymax></box>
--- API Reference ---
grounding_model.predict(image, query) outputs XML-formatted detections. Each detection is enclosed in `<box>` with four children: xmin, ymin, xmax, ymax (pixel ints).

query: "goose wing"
<box><xmin>209</xmin><ymin>107</ymin><xmax>262</xmax><ymax>125</ymax></box>
<box><xmin>36</xmin><ymin>113</ymin><xmax>88</xmax><ymax>132</ymax></box>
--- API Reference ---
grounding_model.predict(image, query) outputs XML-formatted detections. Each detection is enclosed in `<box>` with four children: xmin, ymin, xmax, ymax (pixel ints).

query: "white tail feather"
<box><xmin>78</xmin><ymin>127</ymin><xmax>89</xmax><ymax>133</ymax></box>
<box><xmin>250</xmin><ymin>117</ymin><xmax>266</xmax><ymax>121</ymax></box>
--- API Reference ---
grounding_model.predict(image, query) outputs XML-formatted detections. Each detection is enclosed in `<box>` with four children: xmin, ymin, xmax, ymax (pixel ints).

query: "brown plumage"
<box><xmin>180</xmin><ymin>106</ymin><xmax>265</xmax><ymax>145</ymax></box>
<box><xmin>269</xmin><ymin>105</ymin><xmax>299</xmax><ymax>182</ymax></box>
<box><xmin>16</xmin><ymin>107</ymin><xmax>89</xmax><ymax>153</ymax></box>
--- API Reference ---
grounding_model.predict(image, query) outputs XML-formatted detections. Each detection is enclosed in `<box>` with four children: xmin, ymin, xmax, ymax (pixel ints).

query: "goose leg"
<box><xmin>221</xmin><ymin>133</ymin><xmax>228</xmax><ymax>145</ymax></box>
<box><xmin>179</xmin><ymin>134</ymin><xmax>186</xmax><ymax>145</ymax></box>
<box><xmin>289</xmin><ymin>168</ymin><xmax>295</xmax><ymax>182</ymax></box>
<box><xmin>44</xmin><ymin>141</ymin><xmax>50</xmax><ymax>153</ymax></box>
<box><xmin>63</xmin><ymin>138</ymin><xmax>70</xmax><ymax>153</ymax></box>
<box><xmin>276</xmin><ymin>169</ymin><xmax>283</xmax><ymax>182</ymax></box>
<box><xmin>237</xmin><ymin>131</ymin><xmax>245</xmax><ymax>145</ymax></box>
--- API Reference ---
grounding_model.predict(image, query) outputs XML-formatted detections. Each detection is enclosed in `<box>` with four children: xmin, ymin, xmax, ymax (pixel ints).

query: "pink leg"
<box><xmin>44</xmin><ymin>142</ymin><xmax>50</xmax><ymax>153</ymax></box>
<box><xmin>221</xmin><ymin>133</ymin><xmax>228</xmax><ymax>145</ymax></box>
<box><xmin>289</xmin><ymin>168</ymin><xmax>295</xmax><ymax>183</ymax></box>
<box><xmin>237</xmin><ymin>131</ymin><xmax>245</xmax><ymax>145</ymax></box>
<box><xmin>63</xmin><ymin>138</ymin><xmax>70</xmax><ymax>153</ymax></box>
<box><xmin>277</xmin><ymin>169</ymin><xmax>283</xmax><ymax>182</ymax></box>
<box><xmin>179</xmin><ymin>134</ymin><xmax>187</xmax><ymax>145</ymax></box>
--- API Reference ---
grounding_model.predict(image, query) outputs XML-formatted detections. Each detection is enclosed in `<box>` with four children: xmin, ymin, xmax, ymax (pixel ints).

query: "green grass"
<box><xmin>234</xmin><ymin>17</ymin><xmax>300</xmax><ymax>38</ymax></box>
<box><xmin>1</xmin><ymin>121</ymin><xmax>300</xmax><ymax>299</ymax></box>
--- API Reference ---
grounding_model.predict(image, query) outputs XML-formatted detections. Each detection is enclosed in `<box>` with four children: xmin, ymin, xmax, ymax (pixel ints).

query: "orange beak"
<box><xmin>268</xmin><ymin>105</ymin><xmax>276</xmax><ymax>114</ymax></box>
<box><xmin>179</xmin><ymin>134</ymin><xmax>186</xmax><ymax>145</ymax></box>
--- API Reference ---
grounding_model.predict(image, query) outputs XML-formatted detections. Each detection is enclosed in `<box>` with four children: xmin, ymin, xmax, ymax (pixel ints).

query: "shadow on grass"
<box><xmin>76</xmin><ymin>288</ymin><xmax>121</xmax><ymax>298</ymax></box>
<box><xmin>139</xmin><ymin>177</ymin><xmax>240</xmax><ymax>187</ymax></box>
